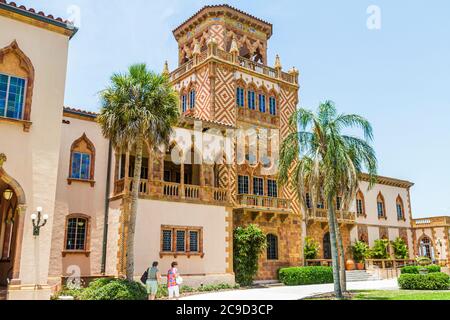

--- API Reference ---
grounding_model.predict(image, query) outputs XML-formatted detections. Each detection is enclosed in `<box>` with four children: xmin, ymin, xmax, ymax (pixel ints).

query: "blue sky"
<box><xmin>18</xmin><ymin>0</ymin><xmax>450</xmax><ymax>217</ymax></box>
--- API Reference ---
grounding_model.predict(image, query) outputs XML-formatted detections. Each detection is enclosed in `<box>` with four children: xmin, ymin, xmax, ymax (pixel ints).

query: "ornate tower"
<box><xmin>169</xmin><ymin>5</ymin><xmax>302</xmax><ymax>279</ymax></box>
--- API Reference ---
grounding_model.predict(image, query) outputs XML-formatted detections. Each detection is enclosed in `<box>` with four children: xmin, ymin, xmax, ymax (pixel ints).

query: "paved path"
<box><xmin>181</xmin><ymin>279</ymin><xmax>398</xmax><ymax>300</ymax></box>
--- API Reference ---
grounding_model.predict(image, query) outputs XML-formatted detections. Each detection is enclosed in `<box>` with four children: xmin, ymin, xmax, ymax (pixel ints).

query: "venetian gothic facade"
<box><xmin>0</xmin><ymin>3</ymin><xmax>449</xmax><ymax>300</ymax></box>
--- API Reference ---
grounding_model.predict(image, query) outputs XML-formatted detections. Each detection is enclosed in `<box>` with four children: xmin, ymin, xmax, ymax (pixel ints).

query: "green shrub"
<box><xmin>351</xmin><ymin>241</ymin><xmax>369</xmax><ymax>263</ymax></box>
<box><xmin>398</xmin><ymin>273</ymin><xmax>450</xmax><ymax>290</ymax></box>
<box><xmin>79</xmin><ymin>278</ymin><xmax>147</xmax><ymax>300</ymax></box>
<box><xmin>279</xmin><ymin>267</ymin><xmax>333</xmax><ymax>286</ymax></box>
<box><xmin>367</xmin><ymin>239</ymin><xmax>389</xmax><ymax>259</ymax></box>
<box><xmin>391</xmin><ymin>238</ymin><xmax>408</xmax><ymax>259</ymax></box>
<box><xmin>416</xmin><ymin>256</ymin><xmax>432</xmax><ymax>266</ymax></box>
<box><xmin>401</xmin><ymin>265</ymin><xmax>441</xmax><ymax>274</ymax></box>
<box><xmin>304</xmin><ymin>237</ymin><xmax>320</xmax><ymax>260</ymax></box>
<box><xmin>233</xmin><ymin>224</ymin><xmax>267</xmax><ymax>286</ymax></box>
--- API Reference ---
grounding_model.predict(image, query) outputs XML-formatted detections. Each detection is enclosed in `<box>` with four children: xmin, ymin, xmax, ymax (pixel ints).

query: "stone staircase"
<box><xmin>345</xmin><ymin>270</ymin><xmax>380</xmax><ymax>282</ymax></box>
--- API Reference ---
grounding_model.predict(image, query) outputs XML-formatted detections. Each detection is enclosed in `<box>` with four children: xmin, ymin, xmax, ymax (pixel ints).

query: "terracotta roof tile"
<box><xmin>63</xmin><ymin>106</ymin><xmax>98</xmax><ymax>118</ymax></box>
<box><xmin>0</xmin><ymin>1</ymin><xmax>73</xmax><ymax>27</ymax></box>
<box><xmin>173</xmin><ymin>4</ymin><xmax>272</xmax><ymax>36</ymax></box>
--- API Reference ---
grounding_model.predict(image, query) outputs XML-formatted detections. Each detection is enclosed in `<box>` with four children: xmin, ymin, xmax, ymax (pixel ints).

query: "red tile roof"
<box><xmin>0</xmin><ymin>0</ymin><xmax>77</xmax><ymax>36</ymax></box>
<box><xmin>173</xmin><ymin>4</ymin><xmax>273</xmax><ymax>37</ymax></box>
<box><xmin>64</xmin><ymin>106</ymin><xmax>98</xmax><ymax>118</ymax></box>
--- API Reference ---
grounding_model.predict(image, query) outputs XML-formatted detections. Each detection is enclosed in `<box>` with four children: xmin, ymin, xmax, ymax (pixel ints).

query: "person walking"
<box><xmin>146</xmin><ymin>261</ymin><xmax>161</xmax><ymax>300</ymax></box>
<box><xmin>167</xmin><ymin>261</ymin><xmax>181</xmax><ymax>300</ymax></box>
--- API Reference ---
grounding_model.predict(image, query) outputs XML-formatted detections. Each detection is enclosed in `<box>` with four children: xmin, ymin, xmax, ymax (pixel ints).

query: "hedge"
<box><xmin>400</xmin><ymin>265</ymin><xmax>441</xmax><ymax>274</ymax></box>
<box><xmin>278</xmin><ymin>267</ymin><xmax>333</xmax><ymax>286</ymax></box>
<box><xmin>78</xmin><ymin>278</ymin><xmax>147</xmax><ymax>300</ymax></box>
<box><xmin>398</xmin><ymin>273</ymin><xmax>450</xmax><ymax>290</ymax></box>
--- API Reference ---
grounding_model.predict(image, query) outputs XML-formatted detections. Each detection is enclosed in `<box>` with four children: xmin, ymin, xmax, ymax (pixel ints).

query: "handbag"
<box><xmin>140</xmin><ymin>269</ymin><xmax>149</xmax><ymax>284</ymax></box>
<box><xmin>176</xmin><ymin>276</ymin><xmax>183</xmax><ymax>285</ymax></box>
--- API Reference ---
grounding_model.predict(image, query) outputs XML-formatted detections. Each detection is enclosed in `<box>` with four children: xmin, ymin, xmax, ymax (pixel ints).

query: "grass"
<box><xmin>353</xmin><ymin>290</ymin><xmax>450</xmax><ymax>300</ymax></box>
<box><xmin>305</xmin><ymin>290</ymin><xmax>450</xmax><ymax>300</ymax></box>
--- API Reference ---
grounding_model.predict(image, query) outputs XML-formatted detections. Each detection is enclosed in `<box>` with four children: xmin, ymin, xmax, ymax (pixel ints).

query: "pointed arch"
<box><xmin>0</xmin><ymin>40</ymin><xmax>35</xmax><ymax>123</ymax></box>
<box><xmin>356</xmin><ymin>189</ymin><xmax>366</xmax><ymax>217</ymax></box>
<box><xmin>396</xmin><ymin>195</ymin><xmax>405</xmax><ymax>221</ymax></box>
<box><xmin>377</xmin><ymin>191</ymin><xmax>386</xmax><ymax>219</ymax></box>
<box><xmin>68</xmin><ymin>133</ymin><xmax>96</xmax><ymax>185</ymax></box>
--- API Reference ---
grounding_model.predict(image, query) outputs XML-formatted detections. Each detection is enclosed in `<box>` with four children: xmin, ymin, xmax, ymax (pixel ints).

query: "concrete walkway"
<box><xmin>181</xmin><ymin>279</ymin><xmax>399</xmax><ymax>300</ymax></box>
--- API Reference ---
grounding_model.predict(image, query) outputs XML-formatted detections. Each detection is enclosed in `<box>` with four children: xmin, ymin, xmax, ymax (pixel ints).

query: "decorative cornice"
<box><xmin>0</xmin><ymin>1</ymin><xmax>78</xmax><ymax>39</ymax></box>
<box><xmin>173</xmin><ymin>4</ymin><xmax>273</xmax><ymax>40</ymax></box>
<box><xmin>360</xmin><ymin>173</ymin><xmax>414</xmax><ymax>189</ymax></box>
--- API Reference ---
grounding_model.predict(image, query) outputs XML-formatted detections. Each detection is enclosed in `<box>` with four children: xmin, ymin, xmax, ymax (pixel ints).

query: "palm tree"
<box><xmin>279</xmin><ymin>101</ymin><xmax>377</xmax><ymax>298</ymax></box>
<box><xmin>98</xmin><ymin>64</ymin><xmax>179</xmax><ymax>280</ymax></box>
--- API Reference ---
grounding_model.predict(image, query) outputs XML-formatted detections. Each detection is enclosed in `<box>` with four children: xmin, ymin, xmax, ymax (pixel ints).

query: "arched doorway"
<box><xmin>323</xmin><ymin>232</ymin><xmax>331</xmax><ymax>260</ymax></box>
<box><xmin>0</xmin><ymin>155</ymin><xmax>26</xmax><ymax>287</ymax></box>
<box><xmin>419</xmin><ymin>236</ymin><xmax>433</xmax><ymax>260</ymax></box>
<box><xmin>0</xmin><ymin>181</ymin><xmax>19</xmax><ymax>286</ymax></box>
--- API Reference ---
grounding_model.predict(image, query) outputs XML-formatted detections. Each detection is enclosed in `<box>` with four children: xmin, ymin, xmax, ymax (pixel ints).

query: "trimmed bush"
<box><xmin>279</xmin><ymin>266</ymin><xmax>333</xmax><ymax>286</ymax></box>
<box><xmin>398</xmin><ymin>273</ymin><xmax>450</xmax><ymax>290</ymax></box>
<box><xmin>304</xmin><ymin>237</ymin><xmax>320</xmax><ymax>260</ymax></box>
<box><xmin>400</xmin><ymin>265</ymin><xmax>441</xmax><ymax>274</ymax></box>
<box><xmin>79</xmin><ymin>278</ymin><xmax>147</xmax><ymax>300</ymax></box>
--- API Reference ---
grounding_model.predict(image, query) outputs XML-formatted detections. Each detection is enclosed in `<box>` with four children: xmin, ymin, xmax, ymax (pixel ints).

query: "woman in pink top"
<box><xmin>167</xmin><ymin>261</ymin><xmax>179</xmax><ymax>300</ymax></box>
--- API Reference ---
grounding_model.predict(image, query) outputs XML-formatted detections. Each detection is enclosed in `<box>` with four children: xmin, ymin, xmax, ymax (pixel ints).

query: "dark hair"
<box><xmin>171</xmin><ymin>261</ymin><xmax>178</xmax><ymax>268</ymax></box>
<box><xmin>152</xmin><ymin>261</ymin><xmax>158</xmax><ymax>267</ymax></box>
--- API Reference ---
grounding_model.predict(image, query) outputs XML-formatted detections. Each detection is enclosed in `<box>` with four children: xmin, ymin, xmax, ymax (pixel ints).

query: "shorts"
<box><xmin>146</xmin><ymin>280</ymin><xmax>158</xmax><ymax>295</ymax></box>
<box><xmin>168</xmin><ymin>285</ymin><xmax>180</xmax><ymax>299</ymax></box>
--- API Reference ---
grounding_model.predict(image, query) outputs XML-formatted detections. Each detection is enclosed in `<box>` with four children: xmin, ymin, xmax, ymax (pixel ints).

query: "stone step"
<box><xmin>345</xmin><ymin>270</ymin><xmax>380</xmax><ymax>282</ymax></box>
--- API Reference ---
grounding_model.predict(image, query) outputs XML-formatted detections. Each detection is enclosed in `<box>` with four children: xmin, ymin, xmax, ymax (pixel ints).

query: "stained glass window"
<box><xmin>259</xmin><ymin>94</ymin><xmax>266</xmax><ymax>113</ymax></box>
<box><xmin>248</xmin><ymin>91</ymin><xmax>256</xmax><ymax>110</ymax></box>
<box><xmin>71</xmin><ymin>152</ymin><xmax>91</xmax><ymax>180</ymax></box>
<box><xmin>236</xmin><ymin>87</ymin><xmax>245</xmax><ymax>107</ymax></box>
<box><xmin>189</xmin><ymin>90</ymin><xmax>196</xmax><ymax>109</ymax></box>
<box><xmin>267</xmin><ymin>234</ymin><xmax>278</xmax><ymax>260</ymax></box>
<box><xmin>269</xmin><ymin>96</ymin><xmax>277</xmax><ymax>115</ymax></box>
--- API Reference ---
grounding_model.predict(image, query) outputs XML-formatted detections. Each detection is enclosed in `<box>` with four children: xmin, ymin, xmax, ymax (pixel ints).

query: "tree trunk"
<box><xmin>333</xmin><ymin>213</ymin><xmax>347</xmax><ymax>292</ymax></box>
<box><xmin>126</xmin><ymin>135</ymin><xmax>144</xmax><ymax>281</ymax></box>
<box><xmin>327</xmin><ymin>195</ymin><xmax>342</xmax><ymax>298</ymax></box>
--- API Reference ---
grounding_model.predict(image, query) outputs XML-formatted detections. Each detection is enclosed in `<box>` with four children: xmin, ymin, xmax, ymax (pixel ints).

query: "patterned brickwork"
<box><xmin>234</xmin><ymin>212</ymin><xmax>302</xmax><ymax>280</ymax></box>
<box><xmin>215</xmin><ymin>65</ymin><xmax>237</xmax><ymax>126</ymax></box>
<box><xmin>195</xmin><ymin>66</ymin><xmax>212</xmax><ymax>121</ymax></box>
<box><xmin>209</xmin><ymin>24</ymin><xmax>226</xmax><ymax>50</ymax></box>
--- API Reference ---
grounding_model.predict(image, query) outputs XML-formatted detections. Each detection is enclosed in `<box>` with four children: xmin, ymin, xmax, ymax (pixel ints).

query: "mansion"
<box><xmin>0</xmin><ymin>2</ymin><xmax>448</xmax><ymax>300</ymax></box>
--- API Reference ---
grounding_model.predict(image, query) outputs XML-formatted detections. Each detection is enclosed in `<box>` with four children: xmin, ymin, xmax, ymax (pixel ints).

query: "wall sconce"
<box><xmin>31</xmin><ymin>207</ymin><xmax>49</xmax><ymax>236</ymax></box>
<box><xmin>3</xmin><ymin>188</ymin><xmax>13</xmax><ymax>201</ymax></box>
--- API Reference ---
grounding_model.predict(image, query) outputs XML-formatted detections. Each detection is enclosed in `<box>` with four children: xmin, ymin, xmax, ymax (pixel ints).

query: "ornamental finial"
<box><xmin>230</xmin><ymin>37</ymin><xmax>239</xmax><ymax>54</ymax></box>
<box><xmin>274</xmin><ymin>54</ymin><xmax>282</xmax><ymax>70</ymax></box>
<box><xmin>162</xmin><ymin>61</ymin><xmax>169</xmax><ymax>76</ymax></box>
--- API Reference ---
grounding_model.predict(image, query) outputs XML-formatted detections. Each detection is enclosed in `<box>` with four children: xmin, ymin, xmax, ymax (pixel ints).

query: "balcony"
<box><xmin>236</xmin><ymin>107</ymin><xmax>279</xmax><ymax>127</ymax></box>
<box><xmin>412</xmin><ymin>216</ymin><xmax>450</xmax><ymax>228</ymax></box>
<box><xmin>170</xmin><ymin>44</ymin><xmax>298</xmax><ymax>86</ymax></box>
<box><xmin>236</xmin><ymin>194</ymin><xmax>292</xmax><ymax>213</ymax></box>
<box><xmin>305</xmin><ymin>208</ymin><xmax>356</xmax><ymax>225</ymax></box>
<box><xmin>113</xmin><ymin>179</ymin><xmax>229</xmax><ymax>206</ymax></box>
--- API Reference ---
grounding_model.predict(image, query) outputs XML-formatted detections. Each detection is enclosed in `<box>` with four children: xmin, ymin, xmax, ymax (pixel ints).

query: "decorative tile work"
<box><xmin>215</xmin><ymin>66</ymin><xmax>236</xmax><ymax>126</ymax></box>
<box><xmin>195</xmin><ymin>66</ymin><xmax>212</xmax><ymax>121</ymax></box>
<box><xmin>209</xmin><ymin>24</ymin><xmax>226</xmax><ymax>50</ymax></box>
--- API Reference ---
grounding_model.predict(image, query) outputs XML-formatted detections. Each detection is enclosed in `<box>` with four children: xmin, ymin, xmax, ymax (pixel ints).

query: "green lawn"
<box><xmin>353</xmin><ymin>290</ymin><xmax>450</xmax><ymax>300</ymax></box>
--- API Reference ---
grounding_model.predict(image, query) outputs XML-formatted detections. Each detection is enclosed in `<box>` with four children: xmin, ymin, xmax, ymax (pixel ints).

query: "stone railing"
<box><xmin>305</xmin><ymin>259</ymin><xmax>333</xmax><ymax>267</ymax></box>
<box><xmin>412</xmin><ymin>216</ymin><xmax>450</xmax><ymax>228</ymax></box>
<box><xmin>170</xmin><ymin>45</ymin><xmax>298</xmax><ymax>85</ymax></box>
<box><xmin>113</xmin><ymin>179</ymin><xmax>229</xmax><ymax>205</ymax></box>
<box><xmin>236</xmin><ymin>107</ymin><xmax>279</xmax><ymax>126</ymax></box>
<box><xmin>365</xmin><ymin>259</ymin><xmax>417</xmax><ymax>270</ymax></box>
<box><xmin>306</xmin><ymin>209</ymin><xmax>356</xmax><ymax>224</ymax></box>
<box><xmin>236</xmin><ymin>194</ymin><xmax>292</xmax><ymax>211</ymax></box>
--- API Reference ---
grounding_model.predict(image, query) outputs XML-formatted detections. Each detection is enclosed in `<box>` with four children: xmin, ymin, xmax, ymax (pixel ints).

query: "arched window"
<box><xmin>267</xmin><ymin>234</ymin><xmax>278</xmax><ymax>260</ymax></box>
<box><xmin>377</xmin><ymin>192</ymin><xmax>386</xmax><ymax>219</ymax></box>
<box><xmin>247</xmin><ymin>88</ymin><xmax>256</xmax><ymax>110</ymax></box>
<box><xmin>189</xmin><ymin>89</ymin><xmax>196</xmax><ymax>109</ymax></box>
<box><xmin>323</xmin><ymin>233</ymin><xmax>331</xmax><ymax>259</ymax></box>
<box><xmin>69</xmin><ymin>134</ymin><xmax>95</xmax><ymax>185</ymax></box>
<box><xmin>65</xmin><ymin>215</ymin><xmax>89</xmax><ymax>252</ymax></box>
<box><xmin>305</xmin><ymin>193</ymin><xmax>312</xmax><ymax>209</ymax></box>
<box><xmin>396</xmin><ymin>195</ymin><xmax>405</xmax><ymax>220</ymax></box>
<box><xmin>356</xmin><ymin>190</ymin><xmax>366</xmax><ymax>217</ymax></box>
<box><xmin>269</xmin><ymin>96</ymin><xmax>277</xmax><ymax>115</ymax></box>
<box><xmin>419</xmin><ymin>236</ymin><xmax>433</xmax><ymax>259</ymax></box>
<box><xmin>0</xmin><ymin>41</ymin><xmax>35</xmax><ymax>129</ymax></box>
<box><xmin>236</xmin><ymin>86</ymin><xmax>245</xmax><ymax>107</ymax></box>
<box><xmin>258</xmin><ymin>92</ymin><xmax>266</xmax><ymax>113</ymax></box>
<box><xmin>181</xmin><ymin>93</ymin><xmax>188</xmax><ymax>113</ymax></box>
